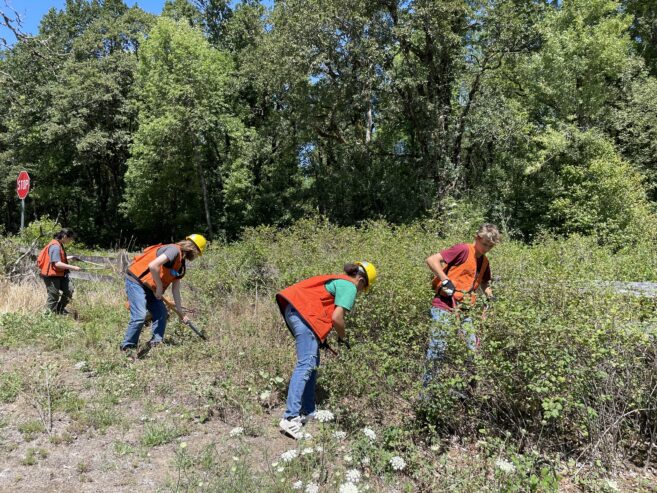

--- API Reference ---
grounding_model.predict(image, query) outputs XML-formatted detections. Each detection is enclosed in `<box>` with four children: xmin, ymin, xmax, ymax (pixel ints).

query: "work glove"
<box><xmin>440</xmin><ymin>279</ymin><xmax>456</xmax><ymax>297</ymax></box>
<box><xmin>337</xmin><ymin>337</ymin><xmax>351</xmax><ymax>350</ymax></box>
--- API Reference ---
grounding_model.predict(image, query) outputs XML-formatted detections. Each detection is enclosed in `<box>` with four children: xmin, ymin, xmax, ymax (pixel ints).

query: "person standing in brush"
<box><xmin>120</xmin><ymin>234</ymin><xmax>206</xmax><ymax>354</ymax></box>
<box><xmin>275</xmin><ymin>261</ymin><xmax>377</xmax><ymax>439</ymax></box>
<box><xmin>424</xmin><ymin>224</ymin><xmax>501</xmax><ymax>384</ymax></box>
<box><xmin>37</xmin><ymin>228</ymin><xmax>81</xmax><ymax>314</ymax></box>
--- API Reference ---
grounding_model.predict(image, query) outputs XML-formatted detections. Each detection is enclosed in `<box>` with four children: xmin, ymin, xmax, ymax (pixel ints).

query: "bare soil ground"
<box><xmin>0</xmin><ymin>343</ymin><xmax>298</xmax><ymax>493</ymax></box>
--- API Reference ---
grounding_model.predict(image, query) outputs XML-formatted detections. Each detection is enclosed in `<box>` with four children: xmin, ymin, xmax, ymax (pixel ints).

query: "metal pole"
<box><xmin>20</xmin><ymin>198</ymin><xmax>25</xmax><ymax>231</ymax></box>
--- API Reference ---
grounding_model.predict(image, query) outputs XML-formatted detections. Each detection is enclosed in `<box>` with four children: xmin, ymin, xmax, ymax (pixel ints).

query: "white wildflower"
<box><xmin>362</xmin><ymin>427</ymin><xmax>376</xmax><ymax>441</ymax></box>
<box><xmin>314</xmin><ymin>410</ymin><xmax>334</xmax><ymax>422</ymax></box>
<box><xmin>281</xmin><ymin>449</ymin><xmax>299</xmax><ymax>463</ymax></box>
<box><xmin>271</xmin><ymin>462</ymin><xmax>279</xmax><ymax>468</ymax></box>
<box><xmin>344</xmin><ymin>454</ymin><xmax>353</xmax><ymax>463</ymax></box>
<box><xmin>259</xmin><ymin>390</ymin><xmax>271</xmax><ymax>401</ymax></box>
<box><xmin>606</xmin><ymin>480</ymin><xmax>619</xmax><ymax>492</ymax></box>
<box><xmin>346</xmin><ymin>469</ymin><xmax>361</xmax><ymax>483</ymax></box>
<box><xmin>305</xmin><ymin>483</ymin><xmax>320</xmax><ymax>493</ymax></box>
<box><xmin>302</xmin><ymin>432</ymin><xmax>313</xmax><ymax>440</ymax></box>
<box><xmin>276</xmin><ymin>467</ymin><xmax>285</xmax><ymax>473</ymax></box>
<box><xmin>333</xmin><ymin>430</ymin><xmax>347</xmax><ymax>440</ymax></box>
<box><xmin>301</xmin><ymin>447</ymin><xmax>314</xmax><ymax>455</ymax></box>
<box><xmin>495</xmin><ymin>458</ymin><xmax>516</xmax><ymax>474</ymax></box>
<box><xmin>390</xmin><ymin>456</ymin><xmax>406</xmax><ymax>471</ymax></box>
<box><xmin>361</xmin><ymin>457</ymin><xmax>370</xmax><ymax>466</ymax></box>
<box><xmin>339</xmin><ymin>483</ymin><xmax>359</xmax><ymax>493</ymax></box>
<box><xmin>292</xmin><ymin>480</ymin><xmax>304</xmax><ymax>490</ymax></box>
<box><xmin>315</xmin><ymin>445</ymin><xmax>324</xmax><ymax>452</ymax></box>
<box><xmin>430</xmin><ymin>445</ymin><xmax>440</xmax><ymax>452</ymax></box>
<box><xmin>229</xmin><ymin>427</ymin><xmax>244</xmax><ymax>437</ymax></box>
<box><xmin>179</xmin><ymin>442</ymin><xmax>187</xmax><ymax>449</ymax></box>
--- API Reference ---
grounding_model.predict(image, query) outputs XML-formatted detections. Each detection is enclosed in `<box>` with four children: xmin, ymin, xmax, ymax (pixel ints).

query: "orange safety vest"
<box><xmin>276</xmin><ymin>274</ymin><xmax>355</xmax><ymax>342</ymax></box>
<box><xmin>433</xmin><ymin>243</ymin><xmax>489</xmax><ymax>305</ymax></box>
<box><xmin>37</xmin><ymin>239</ymin><xmax>69</xmax><ymax>277</ymax></box>
<box><xmin>127</xmin><ymin>244</ymin><xmax>185</xmax><ymax>292</ymax></box>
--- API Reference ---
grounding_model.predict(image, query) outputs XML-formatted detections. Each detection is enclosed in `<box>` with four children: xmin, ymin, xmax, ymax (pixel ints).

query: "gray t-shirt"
<box><xmin>156</xmin><ymin>245</ymin><xmax>180</xmax><ymax>266</ymax></box>
<box><xmin>48</xmin><ymin>244</ymin><xmax>62</xmax><ymax>264</ymax></box>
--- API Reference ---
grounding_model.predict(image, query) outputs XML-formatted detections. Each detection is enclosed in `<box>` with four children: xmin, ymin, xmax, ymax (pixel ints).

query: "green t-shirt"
<box><xmin>325</xmin><ymin>279</ymin><xmax>357</xmax><ymax>311</ymax></box>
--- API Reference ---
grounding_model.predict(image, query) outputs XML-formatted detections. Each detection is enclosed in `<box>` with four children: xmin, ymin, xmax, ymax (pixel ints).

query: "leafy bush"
<box><xmin>18</xmin><ymin>216</ymin><xmax>61</xmax><ymax>247</ymax></box>
<box><xmin>189</xmin><ymin>218</ymin><xmax>657</xmax><ymax>467</ymax></box>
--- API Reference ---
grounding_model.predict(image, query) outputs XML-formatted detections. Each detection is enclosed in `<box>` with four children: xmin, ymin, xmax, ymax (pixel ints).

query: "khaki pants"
<box><xmin>42</xmin><ymin>276</ymin><xmax>74</xmax><ymax>313</ymax></box>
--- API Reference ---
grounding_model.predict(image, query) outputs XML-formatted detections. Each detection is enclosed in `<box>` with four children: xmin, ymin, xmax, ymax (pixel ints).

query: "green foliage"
<box><xmin>18</xmin><ymin>420</ymin><xmax>45</xmax><ymax>441</ymax></box>
<box><xmin>140</xmin><ymin>422</ymin><xmax>188</xmax><ymax>447</ymax></box>
<box><xmin>610</xmin><ymin>74</ymin><xmax>657</xmax><ymax>200</ymax></box>
<box><xmin>1</xmin><ymin>0</ymin><xmax>656</xmax><ymax>246</ymax></box>
<box><xmin>526</xmin><ymin>0</ymin><xmax>634</xmax><ymax>126</ymax></box>
<box><xmin>18</xmin><ymin>216</ymin><xmax>61</xmax><ymax>246</ymax></box>
<box><xmin>21</xmin><ymin>447</ymin><xmax>48</xmax><ymax>466</ymax></box>
<box><xmin>0</xmin><ymin>1</ymin><xmax>154</xmax><ymax>243</ymax></box>
<box><xmin>122</xmin><ymin>15</ymin><xmax>251</xmax><ymax>239</ymax></box>
<box><xmin>0</xmin><ymin>371</ymin><xmax>23</xmax><ymax>403</ymax></box>
<box><xmin>529</xmin><ymin>128</ymin><xmax>656</xmax><ymax>246</ymax></box>
<box><xmin>195</xmin><ymin>219</ymin><xmax>657</xmax><ymax>468</ymax></box>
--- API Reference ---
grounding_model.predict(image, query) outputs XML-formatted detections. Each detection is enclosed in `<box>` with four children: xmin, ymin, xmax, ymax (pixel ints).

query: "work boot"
<box><xmin>279</xmin><ymin>416</ymin><xmax>304</xmax><ymax>440</ymax></box>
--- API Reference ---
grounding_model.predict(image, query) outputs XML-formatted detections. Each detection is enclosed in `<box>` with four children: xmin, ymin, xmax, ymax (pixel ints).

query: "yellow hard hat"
<box><xmin>355</xmin><ymin>261</ymin><xmax>377</xmax><ymax>290</ymax></box>
<box><xmin>186</xmin><ymin>234</ymin><xmax>207</xmax><ymax>255</ymax></box>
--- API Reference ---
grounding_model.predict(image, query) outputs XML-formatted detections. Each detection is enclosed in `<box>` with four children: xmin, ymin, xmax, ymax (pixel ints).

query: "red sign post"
<box><xmin>16</xmin><ymin>171</ymin><xmax>30</xmax><ymax>230</ymax></box>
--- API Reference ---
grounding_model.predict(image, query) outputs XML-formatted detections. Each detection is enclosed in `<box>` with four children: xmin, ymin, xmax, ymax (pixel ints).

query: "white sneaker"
<box><xmin>299</xmin><ymin>412</ymin><xmax>316</xmax><ymax>425</ymax></box>
<box><xmin>279</xmin><ymin>416</ymin><xmax>304</xmax><ymax>439</ymax></box>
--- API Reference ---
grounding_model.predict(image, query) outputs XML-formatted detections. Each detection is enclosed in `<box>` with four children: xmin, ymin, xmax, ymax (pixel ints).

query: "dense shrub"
<box><xmin>189</xmin><ymin>218</ymin><xmax>657</xmax><ymax>465</ymax></box>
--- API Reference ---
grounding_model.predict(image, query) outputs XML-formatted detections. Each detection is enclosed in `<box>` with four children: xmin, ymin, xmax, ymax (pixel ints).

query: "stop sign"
<box><xmin>16</xmin><ymin>171</ymin><xmax>30</xmax><ymax>200</ymax></box>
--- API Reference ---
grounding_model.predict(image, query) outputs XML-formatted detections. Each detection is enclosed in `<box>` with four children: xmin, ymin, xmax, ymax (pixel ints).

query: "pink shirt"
<box><xmin>431</xmin><ymin>243</ymin><xmax>491</xmax><ymax>311</ymax></box>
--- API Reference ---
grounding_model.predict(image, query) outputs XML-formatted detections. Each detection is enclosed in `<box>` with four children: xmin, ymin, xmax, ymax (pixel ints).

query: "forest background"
<box><xmin>2</xmin><ymin>0</ymin><xmax>657</xmax><ymax>247</ymax></box>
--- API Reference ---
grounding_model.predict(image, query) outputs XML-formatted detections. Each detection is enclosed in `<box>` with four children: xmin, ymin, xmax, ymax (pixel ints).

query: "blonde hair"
<box><xmin>176</xmin><ymin>239</ymin><xmax>200</xmax><ymax>260</ymax></box>
<box><xmin>477</xmin><ymin>224</ymin><xmax>501</xmax><ymax>245</ymax></box>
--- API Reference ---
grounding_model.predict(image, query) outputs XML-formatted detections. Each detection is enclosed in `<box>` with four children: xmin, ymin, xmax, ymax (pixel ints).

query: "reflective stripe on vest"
<box><xmin>276</xmin><ymin>274</ymin><xmax>355</xmax><ymax>342</ymax></box>
<box><xmin>127</xmin><ymin>244</ymin><xmax>184</xmax><ymax>292</ymax></box>
<box><xmin>37</xmin><ymin>239</ymin><xmax>68</xmax><ymax>277</ymax></box>
<box><xmin>444</xmin><ymin>244</ymin><xmax>489</xmax><ymax>305</ymax></box>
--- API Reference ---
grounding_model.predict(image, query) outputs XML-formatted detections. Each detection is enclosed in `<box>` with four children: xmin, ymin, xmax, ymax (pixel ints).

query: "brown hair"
<box><xmin>176</xmin><ymin>239</ymin><xmax>200</xmax><ymax>260</ymax></box>
<box><xmin>344</xmin><ymin>263</ymin><xmax>367</xmax><ymax>285</ymax></box>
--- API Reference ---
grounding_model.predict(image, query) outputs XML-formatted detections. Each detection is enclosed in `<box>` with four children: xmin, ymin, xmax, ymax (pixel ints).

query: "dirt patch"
<box><xmin>0</xmin><ymin>345</ymin><xmax>302</xmax><ymax>492</ymax></box>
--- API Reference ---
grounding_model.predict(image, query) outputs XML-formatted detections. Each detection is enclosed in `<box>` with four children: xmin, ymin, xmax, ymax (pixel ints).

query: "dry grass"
<box><xmin>0</xmin><ymin>280</ymin><xmax>45</xmax><ymax>314</ymax></box>
<box><xmin>76</xmin><ymin>280</ymin><xmax>125</xmax><ymax>311</ymax></box>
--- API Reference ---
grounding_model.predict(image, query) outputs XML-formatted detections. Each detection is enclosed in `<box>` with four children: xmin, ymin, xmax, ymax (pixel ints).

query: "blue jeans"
<box><xmin>283</xmin><ymin>305</ymin><xmax>320</xmax><ymax>419</ymax></box>
<box><xmin>121</xmin><ymin>278</ymin><xmax>167</xmax><ymax>349</ymax></box>
<box><xmin>423</xmin><ymin>307</ymin><xmax>476</xmax><ymax>386</ymax></box>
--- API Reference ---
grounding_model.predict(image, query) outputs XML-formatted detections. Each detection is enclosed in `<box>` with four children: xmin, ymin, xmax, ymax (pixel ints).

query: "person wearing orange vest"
<box><xmin>423</xmin><ymin>224</ymin><xmax>501</xmax><ymax>385</ymax></box>
<box><xmin>120</xmin><ymin>234</ymin><xmax>207</xmax><ymax>354</ymax></box>
<box><xmin>37</xmin><ymin>228</ymin><xmax>81</xmax><ymax>314</ymax></box>
<box><xmin>275</xmin><ymin>261</ymin><xmax>377</xmax><ymax>439</ymax></box>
